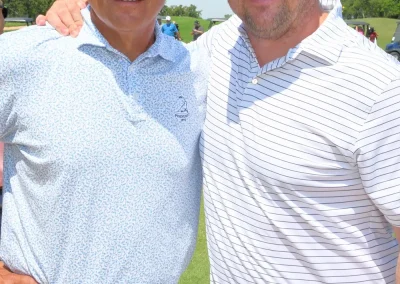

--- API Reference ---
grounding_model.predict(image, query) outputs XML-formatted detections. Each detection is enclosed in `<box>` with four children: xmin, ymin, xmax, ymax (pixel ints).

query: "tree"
<box><xmin>5</xmin><ymin>0</ymin><xmax>56</xmax><ymax>18</ymax></box>
<box><xmin>159</xmin><ymin>4</ymin><xmax>202</xmax><ymax>18</ymax></box>
<box><xmin>342</xmin><ymin>0</ymin><xmax>400</xmax><ymax>19</ymax></box>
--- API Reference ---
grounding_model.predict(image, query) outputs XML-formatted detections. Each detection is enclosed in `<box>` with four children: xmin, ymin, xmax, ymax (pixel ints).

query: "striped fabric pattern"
<box><xmin>198</xmin><ymin>1</ymin><xmax>400</xmax><ymax>283</ymax></box>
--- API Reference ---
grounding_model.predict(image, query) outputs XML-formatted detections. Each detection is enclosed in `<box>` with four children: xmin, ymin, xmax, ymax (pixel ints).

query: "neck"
<box><xmin>247</xmin><ymin>6</ymin><xmax>329</xmax><ymax>67</ymax></box>
<box><xmin>91</xmin><ymin>10</ymin><xmax>155</xmax><ymax>62</ymax></box>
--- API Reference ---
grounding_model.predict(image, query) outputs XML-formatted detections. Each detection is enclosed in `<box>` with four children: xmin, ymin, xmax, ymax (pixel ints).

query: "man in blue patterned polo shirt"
<box><xmin>0</xmin><ymin>0</ymin><xmax>208</xmax><ymax>283</ymax></box>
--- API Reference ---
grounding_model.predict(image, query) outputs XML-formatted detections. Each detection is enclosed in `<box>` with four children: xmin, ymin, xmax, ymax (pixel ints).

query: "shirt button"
<box><xmin>252</xmin><ymin>78</ymin><xmax>258</xmax><ymax>85</ymax></box>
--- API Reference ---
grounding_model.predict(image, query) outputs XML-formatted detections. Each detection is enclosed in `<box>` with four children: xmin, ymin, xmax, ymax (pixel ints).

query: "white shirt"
<box><xmin>196</xmin><ymin>1</ymin><xmax>400</xmax><ymax>283</ymax></box>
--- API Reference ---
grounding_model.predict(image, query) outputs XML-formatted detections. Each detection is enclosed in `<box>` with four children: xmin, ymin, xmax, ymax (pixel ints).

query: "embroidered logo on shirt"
<box><xmin>175</xmin><ymin>96</ymin><xmax>190</xmax><ymax>121</ymax></box>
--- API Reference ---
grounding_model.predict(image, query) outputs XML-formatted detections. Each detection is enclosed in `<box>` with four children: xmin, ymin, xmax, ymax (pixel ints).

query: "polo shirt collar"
<box><xmin>75</xmin><ymin>6</ymin><xmax>177</xmax><ymax>62</ymax></box>
<box><xmin>235</xmin><ymin>1</ymin><xmax>345</xmax><ymax>67</ymax></box>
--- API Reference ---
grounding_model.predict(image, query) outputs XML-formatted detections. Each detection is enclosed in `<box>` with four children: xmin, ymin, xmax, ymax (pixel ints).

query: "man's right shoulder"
<box><xmin>0</xmin><ymin>25</ymin><xmax>68</xmax><ymax>62</ymax></box>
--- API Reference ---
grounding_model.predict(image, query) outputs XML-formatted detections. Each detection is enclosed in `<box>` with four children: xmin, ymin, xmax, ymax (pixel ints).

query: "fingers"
<box><xmin>35</xmin><ymin>15</ymin><xmax>46</xmax><ymax>26</ymax></box>
<box><xmin>66</xmin><ymin>1</ymin><xmax>86</xmax><ymax>37</ymax></box>
<box><xmin>45</xmin><ymin>1</ymin><xmax>73</xmax><ymax>35</ymax></box>
<box><xmin>44</xmin><ymin>0</ymin><xmax>87</xmax><ymax>37</ymax></box>
<box><xmin>46</xmin><ymin>9</ymin><xmax>70</xmax><ymax>36</ymax></box>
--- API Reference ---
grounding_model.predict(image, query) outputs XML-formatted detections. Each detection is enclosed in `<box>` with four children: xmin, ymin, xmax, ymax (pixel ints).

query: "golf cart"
<box><xmin>385</xmin><ymin>21</ymin><xmax>400</xmax><ymax>61</ymax></box>
<box><xmin>207</xmin><ymin>18</ymin><xmax>226</xmax><ymax>29</ymax></box>
<box><xmin>4</xmin><ymin>17</ymin><xmax>33</xmax><ymax>26</ymax></box>
<box><xmin>344</xmin><ymin>20</ymin><xmax>370</xmax><ymax>36</ymax></box>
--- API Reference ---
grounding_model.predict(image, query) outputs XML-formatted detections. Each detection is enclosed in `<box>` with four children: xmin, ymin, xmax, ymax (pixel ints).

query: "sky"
<box><xmin>166</xmin><ymin>0</ymin><xmax>233</xmax><ymax>19</ymax></box>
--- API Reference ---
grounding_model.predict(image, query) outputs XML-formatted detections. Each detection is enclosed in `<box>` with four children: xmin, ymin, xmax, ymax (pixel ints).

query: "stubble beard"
<box><xmin>242</xmin><ymin>0</ymin><xmax>316</xmax><ymax>40</ymax></box>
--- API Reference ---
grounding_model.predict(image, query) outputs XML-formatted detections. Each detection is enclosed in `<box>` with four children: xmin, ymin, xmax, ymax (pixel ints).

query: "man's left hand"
<box><xmin>0</xmin><ymin>262</ymin><xmax>38</xmax><ymax>284</ymax></box>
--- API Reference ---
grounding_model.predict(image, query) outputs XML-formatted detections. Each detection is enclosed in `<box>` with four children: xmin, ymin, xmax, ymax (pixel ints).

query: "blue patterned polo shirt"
<box><xmin>0</xmin><ymin>7</ymin><xmax>208</xmax><ymax>284</ymax></box>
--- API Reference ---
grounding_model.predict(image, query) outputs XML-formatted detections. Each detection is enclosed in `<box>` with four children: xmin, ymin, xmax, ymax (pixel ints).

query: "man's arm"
<box><xmin>175</xmin><ymin>31</ymin><xmax>181</xmax><ymax>41</ymax></box>
<box><xmin>0</xmin><ymin>32</ymin><xmax>38</xmax><ymax>284</ymax></box>
<box><xmin>195</xmin><ymin>27</ymin><xmax>204</xmax><ymax>35</ymax></box>
<box><xmin>173</xmin><ymin>25</ymin><xmax>181</xmax><ymax>41</ymax></box>
<box><xmin>394</xmin><ymin>227</ymin><xmax>400</xmax><ymax>284</ymax></box>
<box><xmin>355</xmin><ymin>77</ymin><xmax>400</xmax><ymax>284</ymax></box>
<box><xmin>36</xmin><ymin>0</ymin><xmax>87</xmax><ymax>37</ymax></box>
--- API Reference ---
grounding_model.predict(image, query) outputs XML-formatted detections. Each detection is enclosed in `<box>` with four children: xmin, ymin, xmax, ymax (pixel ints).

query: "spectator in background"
<box><xmin>356</xmin><ymin>25</ymin><xmax>364</xmax><ymax>36</ymax></box>
<box><xmin>0</xmin><ymin>0</ymin><xmax>6</xmax><ymax>35</ymax></box>
<box><xmin>172</xmin><ymin>20</ymin><xmax>179</xmax><ymax>31</ymax></box>
<box><xmin>191</xmin><ymin>20</ymin><xmax>204</xmax><ymax>41</ymax></box>
<box><xmin>161</xmin><ymin>16</ymin><xmax>181</xmax><ymax>40</ymax></box>
<box><xmin>172</xmin><ymin>21</ymin><xmax>181</xmax><ymax>40</ymax></box>
<box><xmin>369</xmin><ymin>27</ymin><xmax>378</xmax><ymax>44</ymax></box>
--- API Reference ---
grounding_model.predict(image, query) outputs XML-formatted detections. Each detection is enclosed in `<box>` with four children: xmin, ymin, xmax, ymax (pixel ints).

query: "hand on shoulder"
<box><xmin>36</xmin><ymin>0</ymin><xmax>88</xmax><ymax>37</ymax></box>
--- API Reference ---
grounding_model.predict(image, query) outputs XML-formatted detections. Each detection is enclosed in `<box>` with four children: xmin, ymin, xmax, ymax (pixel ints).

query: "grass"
<box><xmin>179</xmin><ymin>196</ymin><xmax>209</xmax><ymax>284</ymax></box>
<box><xmin>160</xmin><ymin>16</ymin><xmax>211</xmax><ymax>43</ymax></box>
<box><xmin>352</xmin><ymin>18</ymin><xmax>398</xmax><ymax>49</ymax></box>
<box><xmin>4</xmin><ymin>22</ymin><xmax>28</xmax><ymax>27</ymax></box>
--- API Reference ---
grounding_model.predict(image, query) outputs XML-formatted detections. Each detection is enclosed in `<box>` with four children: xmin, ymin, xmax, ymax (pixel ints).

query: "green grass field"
<box><xmin>159</xmin><ymin>16</ymin><xmax>211</xmax><ymax>43</ymax></box>
<box><xmin>179</xmin><ymin>196</ymin><xmax>209</xmax><ymax>284</ymax></box>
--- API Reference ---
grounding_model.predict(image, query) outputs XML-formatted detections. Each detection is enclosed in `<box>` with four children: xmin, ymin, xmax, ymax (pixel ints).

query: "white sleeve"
<box><xmin>355</xmin><ymin>78</ymin><xmax>400</xmax><ymax>226</ymax></box>
<box><xmin>0</xmin><ymin>35</ymin><xmax>19</xmax><ymax>141</ymax></box>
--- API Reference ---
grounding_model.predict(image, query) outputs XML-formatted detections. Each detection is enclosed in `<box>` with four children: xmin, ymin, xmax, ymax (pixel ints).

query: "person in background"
<box><xmin>0</xmin><ymin>0</ymin><xmax>6</xmax><ymax>35</ymax></box>
<box><xmin>191</xmin><ymin>20</ymin><xmax>204</xmax><ymax>41</ymax></box>
<box><xmin>369</xmin><ymin>27</ymin><xmax>378</xmax><ymax>44</ymax></box>
<box><xmin>172</xmin><ymin>21</ymin><xmax>181</xmax><ymax>40</ymax></box>
<box><xmin>172</xmin><ymin>20</ymin><xmax>179</xmax><ymax>31</ymax></box>
<box><xmin>356</xmin><ymin>25</ymin><xmax>364</xmax><ymax>36</ymax></box>
<box><xmin>161</xmin><ymin>15</ymin><xmax>181</xmax><ymax>40</ymax></box>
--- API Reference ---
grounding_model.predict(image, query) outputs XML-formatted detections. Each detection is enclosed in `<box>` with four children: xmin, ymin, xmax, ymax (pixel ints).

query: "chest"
<box><xmin>201</xmin><ymin>48</ymin><xmax>378</xmax><ymax>180</ymax></box>
<box><xmin>9</xmin><ymin>55</ymin><xmax>206</xmax><ymax>172</ymax></box>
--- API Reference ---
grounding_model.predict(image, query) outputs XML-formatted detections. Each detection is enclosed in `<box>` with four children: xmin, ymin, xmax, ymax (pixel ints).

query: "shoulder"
<box><xmin>0</xmin><ymin>25</ymin><xmax>75</xmax><ymax>70</ymax></box>
<box><xmin>1</xmin><ymin>25</ymin><xmax>63</xmax><ymax>56</ymax></box>
<box><xmin>339</xmin><ymin>24</ymin><xmax>400</xmax><ymax>79</ymax></box>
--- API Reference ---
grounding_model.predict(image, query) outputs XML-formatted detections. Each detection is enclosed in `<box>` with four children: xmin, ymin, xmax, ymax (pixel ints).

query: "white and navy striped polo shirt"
<box><xmin>196</xmin><ymin>1</ymin><xmax>400</xmax><ymax>283</ymax></box>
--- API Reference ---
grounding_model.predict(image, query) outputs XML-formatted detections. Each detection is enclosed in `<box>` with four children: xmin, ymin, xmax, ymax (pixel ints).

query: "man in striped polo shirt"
<box><xmin>196</xmin><ymin>0</ymin><xmax>400</xmax><ymax>283</ymax></box>
<box><xmin>38</xmin><ymin>0</ymin><xmax>400</xmax><ymax>283</ymax></box>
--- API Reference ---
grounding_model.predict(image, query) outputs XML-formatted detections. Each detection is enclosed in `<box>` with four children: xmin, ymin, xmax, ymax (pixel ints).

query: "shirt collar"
<box><xmin>235</xmin><ymin>0</ymin><xmax>345</xmax><ymax>67</ymax></box>
<box><xmin>74</xmin><ymin>6</ymin><xmax>178</xmax><ymax>62</ymax></box>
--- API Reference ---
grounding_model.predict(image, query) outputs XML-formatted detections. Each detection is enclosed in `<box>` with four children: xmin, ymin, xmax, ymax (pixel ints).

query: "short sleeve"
<box><xmin>0</xmin><ymin>36</ymin><xmax>19</xmax><ymax>141</ymax></box>
<box><xmin>355</xmin><ymin>78</ymin><xmax>400</xmax><ymax>226</ymax></box>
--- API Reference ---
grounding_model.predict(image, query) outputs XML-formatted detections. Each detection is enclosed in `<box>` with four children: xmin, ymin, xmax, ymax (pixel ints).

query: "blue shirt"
<box><xmin>161</xmin><ymin>22</ymin><xmax>178</xmax><ymax>37</ymax></box>
<box><xmin>0</xmin><ymin>7</ymin><xmax>208</xmax><ymax>283</ymax></box>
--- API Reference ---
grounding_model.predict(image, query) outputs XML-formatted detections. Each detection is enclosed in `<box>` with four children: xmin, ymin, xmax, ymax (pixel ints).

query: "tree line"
<box><xmin>159</xmin><ymin>4</ymin><xmax>202</xmax><ymax>18</ymax></box>
<box><xmin>4</xmin><ymin>0</ymin><xmax>55</xmax><ymax>18</ymax></box>
<box><xmin>342</xmin><ymin>0</ymin><xmax>400</xmax><ymax>19</ymax></box>
<box><xmin>4</xmin><ymin>0</ymin><xmax>203</xmax><ymax>19</ymax></box>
